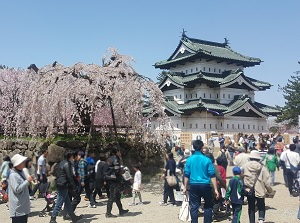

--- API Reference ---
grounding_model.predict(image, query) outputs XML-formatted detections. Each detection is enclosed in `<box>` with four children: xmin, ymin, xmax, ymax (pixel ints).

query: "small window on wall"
<box><xmin>248</xmin><ymin>125</ymin><xmax>250</xmax><ymax>129</ymax></box>
<box><xmin>196</xmin><ymin>67</ymin><xmax>198</xmax><ymax>72</ymax></box>
<box><xmin>209</xmin><ymin>68</ymin><xmax>211</xmax><ymax>72</ymax></box>
<box><xmin>253</xmin><ymin>125</ymin><xmax>255</xmax><ymax>129</ymax></box>
<box><xmin>228</xmin><ymin>94</ymin><xmax>230</xmax><ymax>99</ymax></box>
<box><xmin>186</xmin><ymin>70</ymin><xmax>188</xmax><ymax>74</ymax></box>
<box><xmin>186</xmin><ymin>94</ymin><xmax>187</xmax><ymax>99</ymax></box>
<box><xmin>219</xmin><ymin>69</ymin><xmax>221</xmax><ymax>73</ymax></box>
<box><xmin>204</xmin><ymin>124</ymin><xmax>206</xmax><ymax>129</ymax></box>
<box><xmin>227</xmin><ymin>124</ymin><xmax>229</xmax><ymax>129</ymax></box>
<box><xmin>262</xmin><ymin>126</ymin><xmax>264</xmax><ymax>130</ymax></box>
<box><xmin>179</xmin><ymin>95</ymin><xmax>182</xmax><ymax>99</ymax></box>
<box><xmin>243</xmin><ymin>124</ymin><xmax>245</xmax><ymax>129</ymax></box>
<box><xmin>191</xmin><ymin>69</ymin><xmax>193</xmax><ymax>73</ymax></box>
<box><xmin>204</xmin><ymin>93</ymin><xmax>206</xmax><ymax>98</ymax></box>
<box><xmin>209</xmin><ymin>124</ymin><xmax>212</xmax><ymax>129</ymax></box>
<box><xmin>258</xmin><ymin>126</ymin><xmax>260</xmax><ymax>130</ymax></box>
<box><xmin>232</xmin><ymin>124</ymin><xmax>234</xmax><ymax>129</ymax></box>
<box><xmin>223</xmin><ymin>94</ymin><xmax>225</xmax><ymax>98</ymax></box>
<box><xmin>221</xmin><ymin>122</ymin><xmax>223</xmax><ymax>127</ymax></box>
<box><xmin>190</xmin><ymin>94</ymin><xmax>192</xmax><ymax>98</ymax></box>
<box><xmin>203</xmin><ymin>67</ymin><xmax>206</xmax><ymax>71</ymax></box>
<box><xmin>215</xmin><ymin>124</ymin><xmax>217</xmax><ymax>129</ymax></box>
<box><xmin>214</xmin><ymin>68</ymin><xmax>216</xmax><ymax>72</ymax></box>
<box><xmin>183</xmin><ymin>122</ymin><xmax>185</xmax><ymax>127</ymax></box>
<box><xmin>217</xmin><ymin>94</ymin><xmax>219</xmax><ymax>98</ymax></box>
<box><xmin>238</xmin><ymin>124</ymin><xmax>240</xmax><ymax>129</ymax></box>
<box><xmin>196</xmin><ymin>124</ymin><xmax>198</xmax><ymax>128</ymax></box>
<box><xmin>176</xmin><ymin>124</ymin><xmax>179</xmax><ymax>128</ymax></box>
<box><xmin>196</xmin><ymin>93</ymin><xmax>198</xmax><ymax>98</ymax></box>
<box><xmin>190</xmin><ymin>124</ymin><xmax>192</xmax><ymax>129</ymax></box>
<box><xmin>210</xmin><ymin>94</ymin><xmax>212</xmax><ymax>98</ymax></box>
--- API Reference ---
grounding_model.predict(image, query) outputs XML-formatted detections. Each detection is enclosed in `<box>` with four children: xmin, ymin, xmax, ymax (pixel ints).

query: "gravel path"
<box><xmin>1</xmin><ymin>166</ymin><xmax>299</xmax><ymax>223</ymax></box>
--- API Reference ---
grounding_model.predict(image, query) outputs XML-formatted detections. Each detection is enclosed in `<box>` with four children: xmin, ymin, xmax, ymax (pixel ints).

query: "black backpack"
<box><xmin>86</xmin><ymin>162</ymin><xmax>95</xmax><ymax>179</ymax></box>
<box><xmin>220</xmin><ymin>151</ymin><xmax>228</xmax><ymax>166</ymax></box>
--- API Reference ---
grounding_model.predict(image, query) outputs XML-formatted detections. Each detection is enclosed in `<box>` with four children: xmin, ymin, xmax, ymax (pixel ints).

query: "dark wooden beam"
<box><xmin>206</xmin><ymin>59</ymin><xmax>213</xmax><ymax>62</ymax></box>
<box><xmin>217</xmin><ymin>60</ymin><xmax>223</xmax><ymax>63</ymax></box>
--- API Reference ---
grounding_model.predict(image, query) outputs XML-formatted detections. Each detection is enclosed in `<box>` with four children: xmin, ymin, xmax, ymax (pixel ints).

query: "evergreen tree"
<box><xmin>277</xmin><ymin>65</ymin><xmax>300</xmax><ymax>127</ymax></box>
<box><xmin>156</xmin><ymin>70</ymin><xmax>169</xmax><ymax>83</ymax></box>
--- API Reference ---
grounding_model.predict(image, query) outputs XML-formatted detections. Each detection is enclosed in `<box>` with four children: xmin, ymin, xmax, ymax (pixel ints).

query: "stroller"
<box><xmin>39</xmin><ymin>191</ymin><xmax>57</xmax><ymax>217</ymax></box>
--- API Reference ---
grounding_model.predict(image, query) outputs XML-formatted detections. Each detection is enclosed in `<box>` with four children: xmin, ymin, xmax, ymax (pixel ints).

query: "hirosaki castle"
<box><xmin>153</xmin><ymin>32</ymin><xmax>280</xmax><ymax>144</ymax></box>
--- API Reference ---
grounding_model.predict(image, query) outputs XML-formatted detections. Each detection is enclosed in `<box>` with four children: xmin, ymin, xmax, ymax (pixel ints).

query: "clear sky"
<box><xmin>1</xmin><ymin>1</ymin><xmax>299</xmax><ymax>107</ymax></box>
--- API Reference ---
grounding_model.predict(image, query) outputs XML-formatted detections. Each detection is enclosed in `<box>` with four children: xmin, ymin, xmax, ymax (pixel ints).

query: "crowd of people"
<box><xmin>0</xmin><ymin>146</ymin><xmax>144</xmax><ymax>223</ymax></box>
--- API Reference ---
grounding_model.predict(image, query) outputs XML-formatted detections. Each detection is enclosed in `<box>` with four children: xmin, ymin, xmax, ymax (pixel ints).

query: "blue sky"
<box><xmin>1</xmin><ymin>1</ymin><xmax>299</xmax><ymax>107</ymax></box>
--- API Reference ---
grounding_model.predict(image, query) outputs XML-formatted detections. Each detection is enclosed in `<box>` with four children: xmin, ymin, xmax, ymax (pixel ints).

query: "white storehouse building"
<box><xmin>153</xmin><ymin>32</ymin><xmax>280</xmax><ymax>145</ymax></box>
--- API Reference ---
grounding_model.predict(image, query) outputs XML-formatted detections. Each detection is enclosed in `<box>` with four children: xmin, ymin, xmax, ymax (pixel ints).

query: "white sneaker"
<box><xmin>159</xmin><ymin>202</ymin><xmax>167</xmax><ymax>206</ymax></box>
<box><xmin>29</xmin><ymin>196</ymin><xmax>34</xmax><ymax>200</ymax></box>
<box><xmin>137</xmin><ymin>202</ymin><xmax>143</xmax><ymax>205</ymax></box>
<box><xmin>128</xmin><ymin>202</ymin><xmax>135</xmax><ymax>206</ymax></box>
<box><xmin>88</xmin><ymin>204</ymin><xmax>96</xmax><ymax>208</ymax></box>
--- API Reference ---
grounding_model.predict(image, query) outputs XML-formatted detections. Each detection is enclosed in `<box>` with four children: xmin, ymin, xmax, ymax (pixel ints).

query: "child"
<box><xmin>128</xmin><ymin>164</ymin><xmax>142</xmax><ymax>206</ymax></box>
<box><xmin>225</xmin><ymin>166</ymin><xmax>245</xmax><ymax>223</ymax></box>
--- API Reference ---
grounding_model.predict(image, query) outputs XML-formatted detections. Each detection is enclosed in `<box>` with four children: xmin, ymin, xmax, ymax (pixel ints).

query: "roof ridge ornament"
<box><xmin>224</xmin><ymin>37</ymin><xmax>230</xmax><ymax>46</ymax></box>
<box><xmin>181</xmin><ymin>29</ymin><xmax>188</xmax><ymax>40</ymax></box>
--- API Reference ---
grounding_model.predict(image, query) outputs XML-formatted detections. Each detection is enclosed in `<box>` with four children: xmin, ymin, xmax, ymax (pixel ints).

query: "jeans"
<box><xmin>30</xmin><ymin>174</ymin><xmax>47</xmax><ymax>196</ymax></box>
<box><xmin>163</xmin><ymin>179</ymin><xmax>175</xmax><ymax>204</ymax></box>
<box><xmin>52</xmin><ymin>187</ymin><xmax>75</xmax><ymax>219</ymax></box>
<box><xmin>189</xmin><ymin>184</ymin><xmax>213</xmax><ymax>223</ymax></box>
<box><xmin>269</xmin><ymin>171</ymin><xmax>275</xmax><ymax>185</ymax></box>
<box><xmin>232</xmin><ymin>203</ymin><xmax>242</xmax><ymax>223</ymax></box>
<box><xmin>11</xmin><ymin>215</ymin><xmax>28</xmax><ymax>223</ymax></box>
<box><xmin>286</xmin><ymin>169</ymin><xmax>295</xmax><ymax>195</ymax></box>
<box><xmin>247</xmin><ymin>195</ymin><xmax>265</xmax><ymax>223</ymax></box>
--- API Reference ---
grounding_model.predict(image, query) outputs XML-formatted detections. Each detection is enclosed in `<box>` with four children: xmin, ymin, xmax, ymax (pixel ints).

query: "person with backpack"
<box><xmin>94</xmin><ymin>153</ymin><xmax>108</xmax><ymax>201</ymax></box>
<box><xmin>0</xmin><ymin>156</ymin><xmax>11</xmax><ymax>181</ymax></box>
<box><xmin>86</xmin><ymin>150</ymin><xmax>96</xmax><ymax>208</ymax></box>
<box><xmin>264</xmin><ymin>148</ymin><xmax>279</xmax><ymax>186</ymax></box>
<box><xmin>217</xmin><ymin>146</ymin><xmax>230</xmax><ymax>171</ymax></box>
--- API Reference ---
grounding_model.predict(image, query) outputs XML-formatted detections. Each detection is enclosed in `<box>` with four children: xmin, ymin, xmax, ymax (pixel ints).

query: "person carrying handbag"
<box><xmin>160</xmin><ymin>153</ymin><xmax>176</xmax><ymax>206</ymax></box>
<box><xmin>241</xmin><ymin>150</ymin><xmax>273</xmax><ymax>223</ymax></box>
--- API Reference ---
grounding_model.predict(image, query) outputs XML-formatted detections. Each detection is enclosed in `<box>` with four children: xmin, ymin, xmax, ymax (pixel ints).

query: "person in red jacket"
<box><xmin>216</xmin><ymin>157</ymin><xmax>226</xmax><ymax>187</ymax></box>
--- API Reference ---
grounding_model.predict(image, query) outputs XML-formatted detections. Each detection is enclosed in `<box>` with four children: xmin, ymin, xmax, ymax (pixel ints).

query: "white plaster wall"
<box><xmin>219</xmin><ymin>88</ymin><xmax>255</xmax><ymax>104</ymax></box>
<box><xmin>163</xmin><ymin>89</ymin><xmax>185</xmax><ymax>104</ymax></box>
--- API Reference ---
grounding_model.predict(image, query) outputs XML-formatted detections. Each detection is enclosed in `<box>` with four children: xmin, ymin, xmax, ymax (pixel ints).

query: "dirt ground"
<box><xmin>1</xmin><ymin>165</ymin><xmax>299</xmax><ymax>223</ymax></box>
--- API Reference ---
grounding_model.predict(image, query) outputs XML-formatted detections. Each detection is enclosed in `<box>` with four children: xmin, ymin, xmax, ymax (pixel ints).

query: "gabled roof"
<box><xmin>158</xmin><ymin>70</ymin><xmax>271</xmax><ymax>91</ymax></box>
<box><xmin>160</xmin><ymin>94</ymin><xmax>280</xmax><ymax>118</ymax></box>
<box><xmin>155</xmin><ymin>34</ymin><xmax>262</xmax><ymax>69</ymax></box>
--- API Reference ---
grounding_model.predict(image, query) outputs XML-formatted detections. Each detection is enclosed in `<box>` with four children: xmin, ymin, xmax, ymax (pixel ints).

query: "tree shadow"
<box><xmin>142</xmin><ymin>201</ymin><xmax>151</xmax><ymax>205</ymax></box>
<box><xmin>273</xmin><ymin>182</ymin><xmax>281</xmax><ymax>186</ymax></box>
<box><xmin>265</xmin><ymin>206</ymin><xmax>277</xmax><ymax>211</ymax></box>
<box><xmin>29</xmin><ymin>211</ymin><xmax>46</xmax><ymax>217</ymax></box>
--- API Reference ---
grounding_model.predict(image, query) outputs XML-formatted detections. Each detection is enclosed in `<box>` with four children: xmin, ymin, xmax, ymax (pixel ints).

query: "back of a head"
<box><xmin>64</xmin><ymin>150</ymin><xmax>74</xmax><ymax>160</ymax></box>
<box><xmin>293</xmin><ymin>137</ymin><xmax>299</xmax><ymax>144</ymax></box>
<box><xmin>168</xmin><ymin>152</ymin><xmax>174</xmax><ymax>160</ymax></box>
<box><xmin>78</xmin><ymin>151</ymin><xmax>85</xmax><ymax>159</ymax></box>
<box><xmin>3</xmin><ymin>155</ymin><xmax>10</xmax><ymax>162</ymax></box>
<box><xmin>205</xmin><ymin>153</ymin><xmax>215</xmax><ymax>164</ymax></box>
<box><xmin>216</xmin><ymin>156</ymin><xmax>222</xmax><ymax>165</ymax></box>
<box><xmin>99</xmin><ymin>153</ymin><xmax>106</xmax><ymax>161</ymax></box>
<box><xmin>110</xmin><ymin>147</ymin><xmax>119</xmax><ymax>156</ymax></box>
<box><xmin>193</xmin><ymin>140</ymin><xmax>204</xmax><ymax>151</ymax></box>
<box><xmin>290</xmin><ymin>144</ymin><xmax>296</xmax><ymax>151</ymax></box>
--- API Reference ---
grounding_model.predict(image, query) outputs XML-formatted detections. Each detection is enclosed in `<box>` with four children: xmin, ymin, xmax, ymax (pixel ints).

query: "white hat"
<box><xmin>11</xmin><ymin>154</ymin><xmax>27</xmax><ymax>167</ymax></box>
<box><xmin>248</xmin><ymin>150</ymin><xmax>261</xmax><ymax>160</ymax></box>
<box><xmin>184</xmin><ymin>149</ymin><xmax>191</xmax><ymax>157</ymax></box>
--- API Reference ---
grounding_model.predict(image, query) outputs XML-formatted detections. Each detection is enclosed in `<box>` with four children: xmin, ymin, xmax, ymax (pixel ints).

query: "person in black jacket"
<box><xmin>49</xmin><ymin>150</ymin><xmax>82</xmax><ymax>223</ymax></box>
<box><xmin>104</xmin><ymin>147</ymin><xmax>129</xmax><ymax>218</ymax></box>
<box><xmin>94</xmin><ymin>153</ymin><xmax>108</xmax><ymax>200</ymax></box>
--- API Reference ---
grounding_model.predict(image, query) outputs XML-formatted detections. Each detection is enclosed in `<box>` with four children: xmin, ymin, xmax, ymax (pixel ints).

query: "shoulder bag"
<box><xmin>286</xmin><ymin>153</ymin><xmax>297</xmax><ymax>173</ymax></box>
<box><xmin>166</xmin><ymin>169</ymin><xmax>177</xmax><ymax>187</ymax></box>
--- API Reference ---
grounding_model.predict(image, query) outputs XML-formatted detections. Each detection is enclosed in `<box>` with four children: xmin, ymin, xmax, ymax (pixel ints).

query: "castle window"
<box><xmin>238</xmin><ymin>124</ymin><xmax>240</xmax><ymax>129</ymax></box>
<box><xmin>214</xmin><ymin>68</ymin><xmax>216</xmax><ymax>72</ymax></box>
<box><xmin>248</xmin><ymin>125</ymin><xmax>250</xmax><ymax>129</ymax></box>
<box><xmin>262</xmin><ymin>126</ymin><xmax>264</xmax><ymax>130</ymax></box>
<box><xmin>204</xmin><ymin>93</ymin><xmax>206</xmax><ymax>98</ymax></box>
<box><xmin>176</xmin><ymin>124</ymin><xmax>179</xmax><ymax>128</ymax></box>
<box><xmin>186</xmin><ymin>94</ymin><xmax>187</xmax><ymax>99</ymax></box>
<box><xmin>183</xmin><ymin>122</ymin><xmax>185</xmax><ymax>127</ymax></box>
<box><xmin>204</xmin><ymin>124</ymin><xmax>206</xmax><ymax>129</ymax></box>
<box><xmin>217</xmin><ymin>94</ymin><xmax>219</xmax><ymax>98</ymax></box>
<box><xmin>258</xmin><ymin>126</ymin><xmax>260</xmax><ymax>130</ymax></box>
<box><xmin>219</xmin><ymin>69</ymin><xmax>221</xmax><ymax>73</ymax></box>
<box><xmin>190</xmin><ymin>94</ymin><xmax>192</xmax><ymax>98</ymax></box>
<box><xmin>209</xmin><ymin>68</ymin><xmax>211</xmax><ymax>72</ymax></box>
<box><xmin>179</xmin><ymin>95</ymin><xmax>181</xmax><ymax>99</ymax></box>
<box><xmin>253</xmin><ymin>125</ymin><xmax>255</xmax><ymax>129</ymax></box>
<box><xmin>154</xmin><ymin>124</ymin><xmax>155</xmax><ymax>129</ymax></box>
<box><xmin>210</xmin><ymin>94</ymin><xmax>212</xmax><ymax>98</ymax></box>
<box><xmin>190</xmin><ymin>124</ymin><xmax>192</xmax><ymax>129</ymax></box>
<box><xmin>232</xmin><ymin>124</ymin><xmax>234</xmax><ymax>129</ymax></box>
<box><xmin>223</xmin><ymin>94</ymin><xmax>225</xmax><ymax>98</ymax></box>
<box><xmin>191</xmin><ymin>69</ymin><xmax>193</xmax><ymax>73</ymax></box>
<box><xmin>186</xmin><ymin>70</ymin><xmax>188</xmax><ymax>74</ymax></box>
<box><xmin>203</xmin><ymin>67</ymin><xmax>206</xmax><ymax>71</ymax></box>
<box><xmin>196</xmin><ymin>93</ymin><xmax>198</xmax><ymax>98</ymax></box>
<box><xmin>227</xmin><ymin>124</ymin><xmax>229</xmax><ymax>129</ymax></box>
<box><xmin>215</xmin><ymin>124</ymin><xmax>217</xmax><ymax>129</ymax></box>
<box><xmin>196</xmin><ymin>124</ymin><xmax>198</xmax><ymax>128</ymax></box>
<box><xmin>210</xmin><ymin>124</ymin><xmax>212</xmax><ymax>129</ymax></box>
<box><xmin>243</xmin><ymin>124</ymin><xmax>245</xmax><ymax>129</ymax></box>
<box><xmin>221</xmin><ymin>122</ymin><xmax>223</xmax><ymax>127</ymax></box>
<box><xmin>228</xmin><ymin>94</ymin><xmax>230</xmax><ymax>99</ymax></box>
<box><xmin>196</xmin><ymin>67</ymin><xmax>198</xmax><ymax>72</ymax></box>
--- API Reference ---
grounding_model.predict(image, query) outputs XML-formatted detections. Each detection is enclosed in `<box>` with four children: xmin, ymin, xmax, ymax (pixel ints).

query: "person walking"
<box><xmin>128</xmin><ymin>163</ymin><xmax>143</xmax><ymax>206</ymax></box>
<box><xmin>0</xmin><ymin>156</ymin><xmax>11</xmax><ymax>181</ymax></box>
<box><xmin>30</xmin><ymin>148</ymin><xmax>48</xmax><ymax>198</ymax></box>
<box><xmin>160</xmin><ymin>152</ymin><xmax>176</xmax><ymax>206</ymax></box>
<box><xmin>49</xmin><ymin>150</ymin><xmax>82</xmax><ymax>223</ymax></box>
<box><xmin>280</xmin><ymin>144</ymin><xmax>300</xmax><ymax>196</ymax></box>
<box><xmin>218</xmin><ymin>134</ymin><xmax>225</xmax><ymax>149</ymax></box>
<box><xmin>104</xmin><ymin>147</ymin><xmax>129</xmax><ymax>218</ymax></box>
<box><xmin>183</xmin><ymin>140</ymin><xmax>219</xmax><ymax>223</ymax></box>
<box><xmin>234</xmin><ymin>147</ymin><xmax>249</xmax><ymax>168</ymax></box>
<box><xmin>264</xmin><ymin>148</ymin><xmax>279</xmax><ymax>186</ymax></box>
<box><xmin>225</xmin><ymin>166</ymin><xmax>246</xmax><ymax>223</ymax></box>
<box><xmin>242</xmin><ymin>150</ymin><xmax>273</xmax><ymax>223</ymax></box>
<box><xmin>9</xmin><ymin>154</ymin><xmax>33</xmax><ymax>223</ymax></box>
<box><xmin>94</xmin><ymin>153</ymin><xmax>108</xmax><ymax>200</ymax></box>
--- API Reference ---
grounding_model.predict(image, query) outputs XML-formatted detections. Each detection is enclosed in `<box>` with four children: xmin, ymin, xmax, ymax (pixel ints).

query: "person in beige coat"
<box><xmin>241</xmin><ymin>150</ymin><xmax>273</xmax><ymax>223</ymax></box>
<box><xmin>234</xmin><ymin>146</ymin><xmax>249</xmax><ymax>168</ymax></box>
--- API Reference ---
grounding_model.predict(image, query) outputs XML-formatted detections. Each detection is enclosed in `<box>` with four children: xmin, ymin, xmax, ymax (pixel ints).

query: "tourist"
<box><xmin>225</xmin><ymin>166</ymin><xmax>246</xmax><ymax>223</ymax></box>
<box><xmin>24</xmin><ymin>159</ymin><xmax>37</xmax><ymax>199</ymax></box>
<box><xmin>274</xmin><ymin>137</ymin><xmax>284</xmax><ymax>157</ymax></box>
<box><xmin>280</xmin><ymin>144</ymin><xmax>300</xmax><ymax>196</ymax></box>
<box><xmin>94</xmin><ymin>153</ymin><xmax>108</xmax><ymax>200</ymax></box>
<box><xmin>77</xmin><ymin>150</ymin><xmax>89</xmax><ymax>201</ymax></box>
<box><xmin>30</xmin><ymin>148</ymin><xmax>48</xmax><ymax>198</ymax></box>
<box><xmin>160</xmin><ymin>152</ymin><xmax>176</xmax><ymax>206</ymax></box>
<box><xmin>233</xmin><ymin>146</ymin><xmax>249</xmax><ymax>168</ymax></box>
<box><xmin>86</xmin><ymin>150</ymin><xmax>96</xmax><ymax>208</ymax></box>
<box><xmin>216</xmin><ymin>146</ymin><xmax>230</xmax><ymax>171</ymax></box>
<box><xmin>183</xmin><ymin>140</ymin><xmax>219</xmax><ymax>223</ymax></box>
<box><xmin>0</xmin><ymin>156</ymin><xmax>11</xmax><ymax>181</ymax></box>
<box><xmin>49</xmin><ymin>150</ymin><xmax>82</xmax><ymax>223</ymax></box>
<box><xmin>178</xmin><ymin>149</ymin><xmax>191</xmax><ymax>182</ymax></box>
<box><xmin>248</xmin><ymin>134</ymin><xmax>256</xmax><ymax>151</ymax></box>
<box><xmin>293</xmin><ymin>137</ymin><xmax>300</xmax><ymax>156</ymax></box>
<box><xmin>208</xmin><ymin>135</ymin><xmax>216</xmax><ymax>152</ymax></box>
<box><xmin>128</xmin><ymin>163</ymin><xmax>143</xmax><ymax>206</ymax></box>
<box><xmin>104</xmin><ymin>147</ymin><xmax>129</xmax><ymax>218</ymax></box>
<box><xmin>242</xmin><ymin>150</ymin><xmax>273</xmax><ymax>223</ymax></box>
<box><xmin>264</xmin><ymin>147</ymin><xmax>279</xmax><ymax>186</ymax></box>
<box><xmin>218</xmin><ymin>133</ymin><xmax>225</xmax><ymax>149</ymax></box>
<box><xmin>9</xmin><ymin>154</ymin><xmax>33</xmax><ymax>223</ymax></box>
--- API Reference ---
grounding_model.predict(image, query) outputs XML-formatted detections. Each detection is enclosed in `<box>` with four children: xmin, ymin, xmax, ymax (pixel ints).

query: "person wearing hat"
<box><xmin>8</xmin><ymin>154</ymin><xmax>33</xmax><ymax>223</ymax></box>
<box><xmin>233</xmin><ymin>146</ymin><xmax>249</xmax><ymax>168</ymax></box>
<box><xmin>225</xmin><ymin>166</ymin><xmax>246</xmax><ymax>223</ymax></box>
<box><xmin>241</xmin><ymin>150</ymin><xmax>273</xmax><ymax>223</ymax></box>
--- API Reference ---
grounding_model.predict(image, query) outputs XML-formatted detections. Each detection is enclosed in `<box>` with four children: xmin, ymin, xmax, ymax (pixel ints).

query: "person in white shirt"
<box><xmin>280</xmin><ymin>144</ymin><xmax>300</xmax><ymax>196</ymax></box>
<box><xmin>128</xmin><ymin>164</ymin><xmax>142</xmax><ymax>206</ymax></box>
